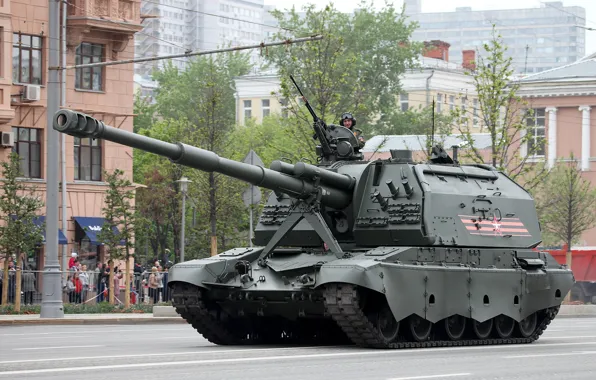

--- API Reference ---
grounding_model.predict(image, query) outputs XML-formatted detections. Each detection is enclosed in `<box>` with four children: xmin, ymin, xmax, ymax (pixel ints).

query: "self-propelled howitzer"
<box><xmin>52</xmin><ymin>108</ymin><xmax>573</xmax><ymax>349</ymax></box>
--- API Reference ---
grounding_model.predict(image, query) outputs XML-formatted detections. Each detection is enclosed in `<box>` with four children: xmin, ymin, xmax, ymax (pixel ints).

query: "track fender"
<box><xmin>315</xmin><ymin>261</ymin><xmax>385</xmax><ymax>294</ymax></box>
<box><xmin>167</xmin><ymin>247</ymin><xmax>264</xmax><ymax>288</ymax></box>
<box><xmin>381</xmin><ymin>263</ymin><xmax>429</xmax><ymax>323</ymax></box>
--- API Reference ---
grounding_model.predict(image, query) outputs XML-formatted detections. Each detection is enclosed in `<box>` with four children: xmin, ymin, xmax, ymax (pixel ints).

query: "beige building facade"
<box><xmin>234</xmin><ymin>41</ymin><xmax>481</xmax><ymax>133</ymax></box>
<box><xmin>234</xmin><ymin>73</ymin><xmax>285</xmax><ymax>126</ymax></box>
<box><xmin>0</xmin><ymin>0</ymin><xmax>141</xmax><ymax>271</ymax></box>
<box><xmin>517</xmin><ymin>53</ymin><xmax>596</xmax><ymax>246</ymax></box>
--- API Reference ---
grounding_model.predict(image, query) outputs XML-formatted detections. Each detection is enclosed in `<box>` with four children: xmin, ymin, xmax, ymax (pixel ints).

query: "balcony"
<box><xmin>0</xmin><ymin>108</ymin><xmax>15</xmax><ymax>124</ymax></box>
<box><xmin>67</xmin><ymin>0</ymin><xmax>143</xmax><ymax>55</ymax></box>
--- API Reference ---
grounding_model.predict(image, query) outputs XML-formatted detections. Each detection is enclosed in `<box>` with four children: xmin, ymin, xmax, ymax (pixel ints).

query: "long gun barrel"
<box><xmin>53</xmin><ymin>110</ymin><xmax>353</xmax><ymax>210</ymax></box>
<box><xmin>270</xmin><ymin>160</ymin><xmax>355</xmax><ymax>190</ymax></box>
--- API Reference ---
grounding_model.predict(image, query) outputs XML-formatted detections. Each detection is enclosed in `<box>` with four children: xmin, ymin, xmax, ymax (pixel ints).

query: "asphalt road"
<box><xmin>0</xmin><ymin>317</ymin><xmax>595</xmax><ymax>380</ymax></box>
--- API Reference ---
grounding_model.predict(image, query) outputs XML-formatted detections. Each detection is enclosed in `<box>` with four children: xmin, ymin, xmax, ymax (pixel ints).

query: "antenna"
<box><xmin>524</xmin><ymin>44</ymin><xmax>529</xmax><ymax>74</ymax></box>
<box><xmin>430</xmin><ymin>97</ymin><xmax>436</xmax><ymax>155</ymax></box>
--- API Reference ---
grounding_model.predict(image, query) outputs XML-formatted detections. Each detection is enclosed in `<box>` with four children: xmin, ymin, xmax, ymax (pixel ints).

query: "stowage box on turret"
<box><xmin>53</xmin><ymin>79</ymin><xmax>573</xmax><ymax>349</ymax></box>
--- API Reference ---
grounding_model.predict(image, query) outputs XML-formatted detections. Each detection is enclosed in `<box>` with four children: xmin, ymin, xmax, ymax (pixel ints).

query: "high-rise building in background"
<box><xmin>135</xmin><ymin>0</ymin><xmax>267</xmax><ymax>77</ymax></box>
<box><xmin>404</xmin><ymin>1</ymin><xmax>586</xmax><ymax>75</ymax></box>
<box><xmin>133</xmin><ymin>1</ymin><xmax>587</xmax><ymax>81</ymax></box>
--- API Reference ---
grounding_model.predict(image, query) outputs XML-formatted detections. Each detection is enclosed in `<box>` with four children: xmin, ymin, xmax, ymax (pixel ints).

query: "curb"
<box><xmin>0</xmin><ymin>316</ymin><xmax>185</xmax><ymax>326</ymax></box>
<box><xmin>556</xmin><ymin>304</ymin><xmax>596</xmax><ymax>318</ymax></box>
<box><xmin>1</xmin><ymin>305</ymin><xmax>594</xmax><ymax>325</ymax></box>
<box><xmin>556</xmin><ymin>314</ymin><xmax>596</xmax><ymax>318</ymax></box>
<box><xmin>153</xmin><ymin>305</ymin><xmax>180</xmax><ymax>318</ymax></box>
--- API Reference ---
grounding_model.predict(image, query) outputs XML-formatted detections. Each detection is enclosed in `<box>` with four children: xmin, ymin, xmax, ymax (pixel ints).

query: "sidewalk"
<box><xmin>0</xmin><ymin>312</ymin><xmax>185</xmax><ymax>325</ymax></box>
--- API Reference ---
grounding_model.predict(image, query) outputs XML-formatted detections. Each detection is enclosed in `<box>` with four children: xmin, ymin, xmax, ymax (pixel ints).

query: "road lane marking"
<box><xmin>0</xmin><ymin>352</ymin><xmax>468</xmax><ymax>376</ymax></box>
<box><xmin>4</xmin><ymin>341</ymin><xmax>596</xmax><ymax>376</ymax></box>
<box><xmin>503</xmin><ymin>351</ymin><xmax>596</xmax><ymax>359</ymax></box>
<box><xmin>9</xmin><ymin>334</ymin><xmax>201</xmax><ymax>341</ymax></box>
<box><xmin>387</xmin><ymin>374</ymin><xmax>471</xmax><ymax>380</ymax></box>
<box><xmin>3</xmin><ymin>340</ymin><xmax>596</xmax><ymax>364</ymax></box>
<box><xmin>0</xmin><ymin>346</ymin><xmax>336</xmax><ymax>364</ymax></box>
<box><xmin>13</xmin><ymin>345</ymin><xmax>104</xmax><ymax>351</ymax></box>
<box><xmin>540</xmin><ymin>335</ymin><xmax>596</xmax><ymax>339</ymax></box>
<box><xmin>0</xmin><ymin>328</ymin><xmax>189</xmax><ymax>337</ymax></box>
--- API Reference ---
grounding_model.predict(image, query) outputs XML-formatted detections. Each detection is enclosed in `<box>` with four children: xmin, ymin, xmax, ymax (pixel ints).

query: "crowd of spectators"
<box><xmin>0</xmin><ymin>253</ymin><xmax>172</xmax><ymax>305</ymax></box>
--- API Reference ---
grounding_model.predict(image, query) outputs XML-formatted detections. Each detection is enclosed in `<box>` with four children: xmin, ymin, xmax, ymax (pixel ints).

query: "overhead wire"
<box><xmin>140</xmin><ymin>0</ymin><xmax>295</xmax><ymax>32</ymax></box>
<box><xmin>64</xmin><ymin>0</ymin><xmax>188</xmax><ymax>51</ymax></box>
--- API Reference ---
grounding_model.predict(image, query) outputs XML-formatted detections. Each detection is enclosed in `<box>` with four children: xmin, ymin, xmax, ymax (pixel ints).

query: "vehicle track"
<box><xmin>323</xmin><ymin>283</ymin><xmax>559</xmax><ymax>349</ymax></box>
<box><xmin>171</xmin><ymin>282</ymin><xmax>559</xmax><ymax>348</ymax></box>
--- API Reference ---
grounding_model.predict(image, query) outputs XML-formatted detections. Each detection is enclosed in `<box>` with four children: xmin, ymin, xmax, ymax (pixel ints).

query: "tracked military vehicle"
<box><xmin>53</xmin><ymin>77</ymin><xmax>573</xmax><ymax>349</ymax></box>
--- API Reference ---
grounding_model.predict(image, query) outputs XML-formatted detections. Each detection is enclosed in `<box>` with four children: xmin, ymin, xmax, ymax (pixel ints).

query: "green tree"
<box><xmin>0</xmin><ymin>152</ymin><xmax>44</xmax><ymax>311</ymax></box>
<box><xmin>133</xmin><ymin>119</ymin><xmax>187</xmax><ymax>261</ymax></box>
<box><xmin>136</xmin><ymin>53</ymin><xmax>252</xmax><ymax>257</ymax></box>
<box><xmin>264</xmin><ymin>1</ymin><xmax>422</xmax><ymax>160</ymax></box>
<box><xmin>537</xmin><ymin>154</ymin><xmax>596</xmax><ymax>274</ymax></box>
<box><xmin>132</xmin><ymin>92</ymin><xmax>155</xmax><ymax>133</ymax></box>
<box><xmin>135</xmin><ymin>168</ymin><xmax>180</xmax><ymax>261</ymax></box>
<box><xmin>97</xmin><ymin>169</ymin><xmax>137</xmax><ymax>307</ymax></box>
<box><xmin>370</xmin><ymin>103</ymin><xmax>456</xmax><ymax>158</ymax></box>
<box><xmin>230</xmin><ymin>115</ymin><xmax>307</xmax><ymax>165</ymax></box>
<box><xmin>454</xmin><ymin>25</ymin><xmax>547</xmax><ymax>190</ymax></box>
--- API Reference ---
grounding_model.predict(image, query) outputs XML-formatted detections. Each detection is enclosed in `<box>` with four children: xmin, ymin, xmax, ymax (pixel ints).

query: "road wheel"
<box><xmin>408</xmin><ymin>314</ymin><xmax>433</xmax><ymax>342</ymax></box>
<box><xmin>517</xmin><ymin>312</ymin><xmax>537</xmax><ymax>338</ymax></box>
<box><xmin>494</xmin><ymin>315</ymin><xmax>515</xmax><ymax>339</ymax></box>
<box><xmin>472</xmin><ymin>318</ymin><xmax>493</xmax><ymax>339</ymax></box>
<box><xmin>444</xmin><ymin>314</ymin><xmax>467</xmax><ymax>340</ymax></box>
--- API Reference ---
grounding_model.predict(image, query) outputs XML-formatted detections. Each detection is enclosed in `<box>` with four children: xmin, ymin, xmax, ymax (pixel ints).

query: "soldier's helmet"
<box><xmin>339</xmin><ymin>112</ymin><xmax>356</xmax><ymax>128</ymax></box>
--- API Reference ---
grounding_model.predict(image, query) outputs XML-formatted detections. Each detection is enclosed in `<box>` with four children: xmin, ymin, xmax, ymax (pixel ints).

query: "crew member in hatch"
<box><xmin>339</xmin><ymin>112</ymin><xmax>365</xmax><ymax>148</ymax></box>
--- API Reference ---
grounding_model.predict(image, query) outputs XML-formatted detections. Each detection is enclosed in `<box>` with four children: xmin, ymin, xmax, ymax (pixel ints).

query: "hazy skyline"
<box><xmin>265</xmin><ymin>0</ymin><xmax>596</xmax><ymax>56</ymax></box>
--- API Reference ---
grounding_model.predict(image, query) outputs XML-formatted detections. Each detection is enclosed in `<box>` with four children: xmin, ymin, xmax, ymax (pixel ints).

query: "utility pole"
<box><xmin>176</xmin><ymin>177</ymin><xmax>191</xmax><ymax>263</ymax></box>
<box><xmin>40</xmin><ymin>0</ymin><xmax>65</xmax><ymax>318</ymax></box>
<box><xmin>60</xmin><ymin>0</ymin><xmax>68</xmax><ymax>287</ymax></box>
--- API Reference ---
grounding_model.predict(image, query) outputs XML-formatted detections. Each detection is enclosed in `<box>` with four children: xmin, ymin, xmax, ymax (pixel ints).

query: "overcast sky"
<box><xmin>264</xmin><ymin>0</ymin><xmax>596</xmax><ymax>55</ymax></box>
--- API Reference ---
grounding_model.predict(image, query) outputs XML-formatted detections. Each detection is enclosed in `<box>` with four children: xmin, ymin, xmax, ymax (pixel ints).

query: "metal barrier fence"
<box><xmin>0</xmin><ymin>269</ymin><xmax>173</xmax><ymax>306</ymax></box>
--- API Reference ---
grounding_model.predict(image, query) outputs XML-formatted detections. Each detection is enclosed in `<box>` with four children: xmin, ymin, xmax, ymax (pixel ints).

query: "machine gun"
<box><xmin>289</xmin><ymin>75</ymin><xmax>363</xmax><ymax>163</ymax></box>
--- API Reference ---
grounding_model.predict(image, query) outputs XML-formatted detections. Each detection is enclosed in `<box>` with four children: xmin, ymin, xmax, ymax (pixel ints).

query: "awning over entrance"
<box><xmin>73</xmin><ymin>216</ymin><xmax>121</xmax><ymax>245</ymax></box>
<box><xmin>36</xmin><ymin>216</ymin><xmax>68</xmax><ymax>245</ymax></box>
<box><xmin>10</xmin><ymin>215</ymin><xmax>68</xmax><ymax>245</ymax></box>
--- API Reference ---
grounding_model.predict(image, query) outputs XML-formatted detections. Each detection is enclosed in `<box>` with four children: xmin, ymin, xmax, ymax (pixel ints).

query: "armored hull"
<box><xmin>168</xmin><ymin>244</ymin><xmax>568</xmax><ymax>348</ymax></box>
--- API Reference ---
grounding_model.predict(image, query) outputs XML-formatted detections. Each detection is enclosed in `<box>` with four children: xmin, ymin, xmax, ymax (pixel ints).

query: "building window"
<box><xmin>400</xmin><ymin>93</ymin><xmax>409</xmax><ymax>112</ymax></box>
<box><xmin>436</xmin><ymin>94</ymin><xmax>442</xmax><ymax>113</ymax></box>
<box><xmin>11</xmin><ymin>127</ymin><xmax>41</xmax><ymax>178</ymax></box>
<box><xmin>244</xmin><ymin>100</ymin><xmax>252</xmax><ymax>119</ymax></box>
<box><xmin>526</xmin><ymin>108</ymin><xmax>546</xmax><ymax>156</ymax></box>
<box><xmin>460</xmin><ymin>97</ymin><xmax>468</xmax><ymax>125</ymax></box>
<box><xmin>280</xmin><ymin>98</ymin><xmax>288</xmax><ymax>118</ymax></box>
<box><xmin>74</xmin><ymin>137</ymin><xmax>102</xmax><ymax>181</ymax></box>
<box><xmin>12</xmin><ymin>33</ymin><xmax>43</xmax><ymax>85</ymax></box>
<box><xmin>262</xmin><ymin>99</ymin><xmax>270</xmax><ymax>118</ymax></box>
<box><xmin>75</xmin><ymin>43</ymin><xmax>104</xmax><ymax>91</ymax></box>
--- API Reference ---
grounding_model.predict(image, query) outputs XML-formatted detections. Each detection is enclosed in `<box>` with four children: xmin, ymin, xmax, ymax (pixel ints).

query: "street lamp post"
<box><xmin>177</xmin><ymin>177</ymin><xmax>191</xmax><ymax>263</ymax></box>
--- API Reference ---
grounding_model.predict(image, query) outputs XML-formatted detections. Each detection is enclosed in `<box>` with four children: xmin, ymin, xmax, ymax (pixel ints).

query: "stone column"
<box><xmin>579</xmin><ymin>106</ymin><xmax>591</xmax><ymax>171</ymax></box>
<box><xmin>546</xmin><ymin>107</ymin><xmax>557</xmax><ymax>168</ymax></box>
